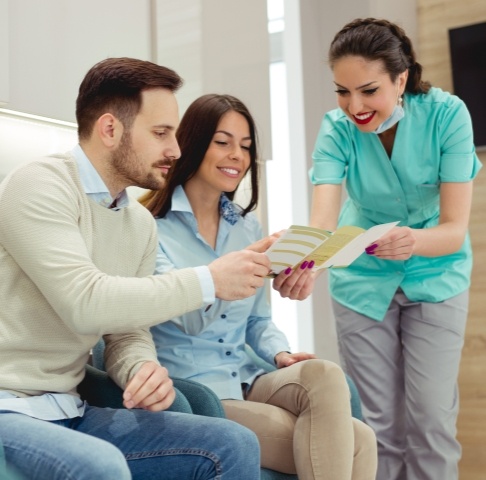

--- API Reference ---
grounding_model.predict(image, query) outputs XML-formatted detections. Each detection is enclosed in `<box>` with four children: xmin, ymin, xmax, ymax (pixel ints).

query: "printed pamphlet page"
<box><xmin>265</xmin><ymin>221</ymin><xmax>399</xmax><ymax>275</ymax></box>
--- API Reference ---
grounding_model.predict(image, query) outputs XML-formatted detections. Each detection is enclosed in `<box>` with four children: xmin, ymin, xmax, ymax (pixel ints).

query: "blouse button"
<box><xmin>226</xmin><ymin>351</ymin><xmax>231</xmax><ymax>356</ymax></box>
<box><xmin>218</xmin><ymin>339</ymin><xmax>224</xmax><ymax>343</ymax></box>
<box><xmin>231</xmin><ymin>372</ymin><xmax>237</xmax><ymax>377</ymax></box>
<box><xmin>221</xmin><ymin>314</ymin><xmax>227</xmax><ymax>319</ymax></box>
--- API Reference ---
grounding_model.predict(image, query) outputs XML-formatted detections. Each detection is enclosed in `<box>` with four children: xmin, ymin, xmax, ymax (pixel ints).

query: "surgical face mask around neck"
<box><xmin>373</xmin><ymin>101</ymin><xmax>404</xmax><ymax>134</ymax></box>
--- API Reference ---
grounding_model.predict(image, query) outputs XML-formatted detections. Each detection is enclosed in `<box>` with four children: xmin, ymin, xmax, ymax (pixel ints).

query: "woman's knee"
<box><xmin>297</xmin><ymin>358</ymin><xmax>348</xmax><ymax>392</ymax></box>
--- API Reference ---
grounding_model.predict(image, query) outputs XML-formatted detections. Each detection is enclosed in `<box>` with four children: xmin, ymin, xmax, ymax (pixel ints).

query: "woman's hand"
<box><xmin>365</xmin><ymin>226</ymin><xmax>416</xmax><ymax>260</ymax></box>
<box><xmin>367</xmin><ymin>183</ymin><xmax>473</xmax><ymax>259</ymax></box>
<box><xmin>272</xmin><ymin>262</ymin><xmax>317</xmax><ymax>300</ymax></box>
<box><xmin>274</xmin><ymin>351</ymin><xmax>317</xmax><ymax>368</ymax></box>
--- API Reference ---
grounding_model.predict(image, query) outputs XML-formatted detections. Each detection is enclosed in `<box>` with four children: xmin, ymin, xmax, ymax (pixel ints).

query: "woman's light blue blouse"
<box><xmin>152</xmin><ymin>185</ymin><xmax>290</xmax><ymax>399</ymax></box>
<box><xmin>309</xmin><ymin>87</ymin><xmax>482</xmax><ymax>321</ymax></box>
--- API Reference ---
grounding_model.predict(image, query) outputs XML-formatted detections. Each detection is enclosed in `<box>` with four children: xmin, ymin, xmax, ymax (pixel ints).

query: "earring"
<box><xmin>398</xmin><ymin>95</ymin><xmax>403</xmax><ymax>106</ymax></box>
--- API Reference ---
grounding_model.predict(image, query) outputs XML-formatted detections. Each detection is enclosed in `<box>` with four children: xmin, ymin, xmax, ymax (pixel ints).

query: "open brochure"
<box><xmin>265</xmin><ymin>221</ymin><xmax>399</xmax><ymax>276</ymax></box>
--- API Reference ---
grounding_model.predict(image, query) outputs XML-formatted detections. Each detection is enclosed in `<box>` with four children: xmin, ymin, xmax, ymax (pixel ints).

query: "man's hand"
<box><xmin>123</xmin><ymin>361</ymin><xmax>175</xmax><ymax>412</ymax></box>
<box><xmin>274</xmin><ymin>351</ymin><xmax>317</xmax><ymax>369</ymax></box>
<box><xmin>245</xmin><ymin>230</ymin><xmax>285</xmax><ymax>253</ymax></box>
<box><xmin>272</xmin><ymin>262</ymin><xmax>317</xmax><ymax>300</ymax></box>
<box><xmin>208</xmin><ymin>250</ymin><xmax>271</xmax><ymax>300</ymax></box>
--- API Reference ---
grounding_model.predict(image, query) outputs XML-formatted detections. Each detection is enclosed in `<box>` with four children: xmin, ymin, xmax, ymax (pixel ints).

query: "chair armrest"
<box><xmin>172</xmin><ymin>377</ymin><xmax>226</xmax><ymax>418</ymax></box>
<box><xmin>79</xmin><ymin>364</ymin><xmax>193</xmax><ymax>413</ymax></box>
<box><xmin>0</xmin><ymin>440</ymin><xmax>10</xmax><ymax>479</ymax></box>
<box><xmin>261</xmin><ymin>468</ymin><xmax>297</xmax><ymax>480</ymax></box>
<box><xmin>79</xmin><ymin>364</ymin><xmax>125</xmax><ymax>409</ymax></box>
<box><xmin>345</xmin><ymin>375</ymin><xmax>363</xmax><ymax>420</ymax></box>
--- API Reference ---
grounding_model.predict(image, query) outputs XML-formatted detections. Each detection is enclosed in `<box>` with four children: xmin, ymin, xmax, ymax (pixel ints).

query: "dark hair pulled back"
<box><xmin>329</xmin><ymin>18</ymin><xmax>431</xmax><ymax>94</ymax></box>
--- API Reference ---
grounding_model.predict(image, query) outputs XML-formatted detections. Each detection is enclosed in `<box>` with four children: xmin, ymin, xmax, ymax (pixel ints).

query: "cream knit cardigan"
<box><xmin>0</xmin><ymin>154</ymin><xmax>203</xmax><ymax>398</ymax></box>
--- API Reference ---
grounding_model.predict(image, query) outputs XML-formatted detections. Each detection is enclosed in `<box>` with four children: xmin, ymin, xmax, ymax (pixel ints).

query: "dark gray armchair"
<box><xmin>84</xmin><ymin>340</ymin><xmax>364</xmax><ymax>479</ymax></box>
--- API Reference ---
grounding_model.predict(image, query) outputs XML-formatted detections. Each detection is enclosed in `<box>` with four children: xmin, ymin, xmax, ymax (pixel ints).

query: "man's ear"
<box><xmin>97</xmin><ymin>113</ymin><xmax>123</xmax><ymax>148</ymax></box>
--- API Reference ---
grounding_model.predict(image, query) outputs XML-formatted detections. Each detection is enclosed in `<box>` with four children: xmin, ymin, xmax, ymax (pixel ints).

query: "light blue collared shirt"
<box><xmin>74</xmin><ymin>144</ymin><xmax>130</xmax><ymax>209</ymax></box>
<box><xmin>151</xmin><ymin>186</ymin><xmax>290</xmax><ymax>400</ymax></box>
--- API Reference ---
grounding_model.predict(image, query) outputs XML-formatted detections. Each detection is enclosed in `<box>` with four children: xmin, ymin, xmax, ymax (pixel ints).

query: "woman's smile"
<box><xmin>353</xmin><ymin>111</ymin><xmax>376</xmax><ymax>125</ymax></box>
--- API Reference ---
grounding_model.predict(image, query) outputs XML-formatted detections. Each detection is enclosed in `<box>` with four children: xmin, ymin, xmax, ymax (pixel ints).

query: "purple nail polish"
<box><xmin>308</xmin><ymin>260</ymin><xmax>315</xmax><ymax>269</ymax></box>
<box><xmin>365</xmin><ymin>244</ymin><xmax>378</xmax><ymax>254</ymax></box>
<box><xmin>284</xmin><ymin>267</ymin><xmax>292</xmax><ymax>275</ymax></box>
<box><xmin>300</xmin><ymin>261</ymin><xmax>309</xmax><ymax>269</ymax></box>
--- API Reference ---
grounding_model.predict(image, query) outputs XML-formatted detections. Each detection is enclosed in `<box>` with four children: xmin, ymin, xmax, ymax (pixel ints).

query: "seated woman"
<box><xmin>140</xmin><ymin>93</ymin><xmax>377</xmax><ymax>480</ymax></box>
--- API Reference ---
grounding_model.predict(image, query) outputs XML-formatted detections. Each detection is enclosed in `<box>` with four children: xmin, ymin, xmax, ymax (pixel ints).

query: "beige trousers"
<box><xmin>222</xmin><ymin>359</ymin><xmax>377</xmax><ymax>480</ymax></box>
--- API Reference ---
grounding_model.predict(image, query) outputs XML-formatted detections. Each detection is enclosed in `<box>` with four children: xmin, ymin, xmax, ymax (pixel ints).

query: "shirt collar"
<box><xmin>171</xmin><ymin>185</ymin><xmax>240</xmax><ymax>225</ymax></box>
<box><xmin>71</xmin><ymin>144</ymin><xmax>130</xmax><ymax>210</ymax></box>
<box><xmin>171</xmin><ymin>184</ymin><xmax>194</xmax><ymax>213</ymax></box>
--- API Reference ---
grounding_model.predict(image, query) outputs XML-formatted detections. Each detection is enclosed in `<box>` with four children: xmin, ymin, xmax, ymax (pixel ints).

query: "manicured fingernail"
<box><xmin>365</xmin><ymin>244</ymin><xmax>378</xmax><ymax>254</ymax></box>
<box><xmin>307</xmin><ymin>260</ymin><xmax>315</xmax><ymax>269</ymax></box>
<box><xmin>284</xmin><ymin>267</ymin><xmax>292</xmax><ymax>275</ymax></box>
<box><xmin>300</xmin><ymin>261</ymin><xmax>309</xmax><ymax>269</ymax></box>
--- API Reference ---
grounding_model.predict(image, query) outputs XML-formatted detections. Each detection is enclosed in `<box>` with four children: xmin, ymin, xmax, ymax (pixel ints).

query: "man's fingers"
<box><xmin>134</xmin><ymin>381</ymin><xmax>175</xmax><ymax>411</ymax></box>
<box><xmin>123</xmin><ymin>363</ymin><xmax>154</xmax><ymax>405</ymax></box>
<box><xmin>145</xmin><ymin>388</ymin><xmax>176</xmax><ymax>412</ymax></box>
<box><xmin>123</xmin><ymin>362</ymin><xmax>173</xmax><ymax>410</ymax></box>
<box><xmin>210</xmin><ymin>250</ymin><xmax>272</xmax><ymax>300</ymax></box>
<box><xmin>246</xmin><ymin>236</ymin><xmax>277</xmax><ymax>253</ymax></box>
<box><xmin>246</xmin><ymin>230</ymin><xmax>286</xmax><ymax>253</ymax></box>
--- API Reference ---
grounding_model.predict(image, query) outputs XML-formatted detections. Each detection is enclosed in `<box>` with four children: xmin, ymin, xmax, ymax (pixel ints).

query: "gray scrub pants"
<box><xmin>332</xmin><ymin>288</ymin><xmax>469</xmax><ymax>480</ymax></box>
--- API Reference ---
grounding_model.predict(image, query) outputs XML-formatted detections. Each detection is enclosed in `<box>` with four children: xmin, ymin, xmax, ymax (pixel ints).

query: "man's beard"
<box><xmin>111</xmin><ymin>131</ymin><xmax>171</xmax><ymax>191</ymax></box>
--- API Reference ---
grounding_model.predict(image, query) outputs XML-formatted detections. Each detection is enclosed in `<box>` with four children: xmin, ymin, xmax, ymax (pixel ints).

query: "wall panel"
<box><xmin>417</xmin><ymin>1</ymin><xmax>486</xmax><ymax>478</ymax></box>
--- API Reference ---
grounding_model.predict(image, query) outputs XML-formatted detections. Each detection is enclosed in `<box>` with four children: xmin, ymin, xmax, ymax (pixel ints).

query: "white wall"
<box><xmin>0</xmin><ymin>0</ymin><xmax>9</xmax><ymax>105</ymax></box>
<box><xmin>0</xmin><ymin>111</ymin><xmax>77</xmax><ymax>182</ymax></box>
<box><xmin>155</xmin><ymin>0</ymin><xmax>272</xmax><ymax>160</ymax></box>
<box><xmin>5</xmin><ymin>0</ymin><xmax>152</xmax><ymax>122</ymax></box>
<box><xmin>2</xmin><ymin>0</ymin><xmax>271</xmax><ymax>206</ymax></box>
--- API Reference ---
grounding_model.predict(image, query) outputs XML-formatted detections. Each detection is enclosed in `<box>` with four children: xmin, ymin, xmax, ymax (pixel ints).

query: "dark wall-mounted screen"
<box><xmin>449</xmin><ymin>21</ymin><xmax>486</xmax><ymax>149</ymax></box>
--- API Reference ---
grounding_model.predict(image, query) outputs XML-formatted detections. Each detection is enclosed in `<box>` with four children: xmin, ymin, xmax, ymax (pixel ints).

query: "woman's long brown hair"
<box><xmin>139</xmin><ymin>93</ymin><xmax>260</xmax><ymax>218</ymax></box>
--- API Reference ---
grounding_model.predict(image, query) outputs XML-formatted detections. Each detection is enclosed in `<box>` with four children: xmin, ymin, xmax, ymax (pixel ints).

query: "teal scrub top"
<box><xmin>309</xmin><ymin>87</ymin><xmax>482</xmax><ymax>321</ymax></box>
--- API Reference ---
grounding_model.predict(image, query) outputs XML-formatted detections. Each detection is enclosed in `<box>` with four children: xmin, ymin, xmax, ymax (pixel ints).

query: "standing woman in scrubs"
<box><xmin>309</xmin><ymin>17</ymin><xmax>482</xmax><ymax>480</ymax></box>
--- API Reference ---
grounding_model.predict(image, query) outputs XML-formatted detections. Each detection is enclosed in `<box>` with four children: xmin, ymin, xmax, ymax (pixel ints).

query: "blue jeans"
<box><xmin>0</xmin><ymin>405</ymin><xmax>260</xmax><ymax>480</ymax></box>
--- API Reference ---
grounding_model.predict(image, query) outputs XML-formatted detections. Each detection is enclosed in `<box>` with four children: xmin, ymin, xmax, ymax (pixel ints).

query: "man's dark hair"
<box><xmin>76</xmin><ymin>57</ymin><xmax>183</xmax><ymax>140</ymax></box>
